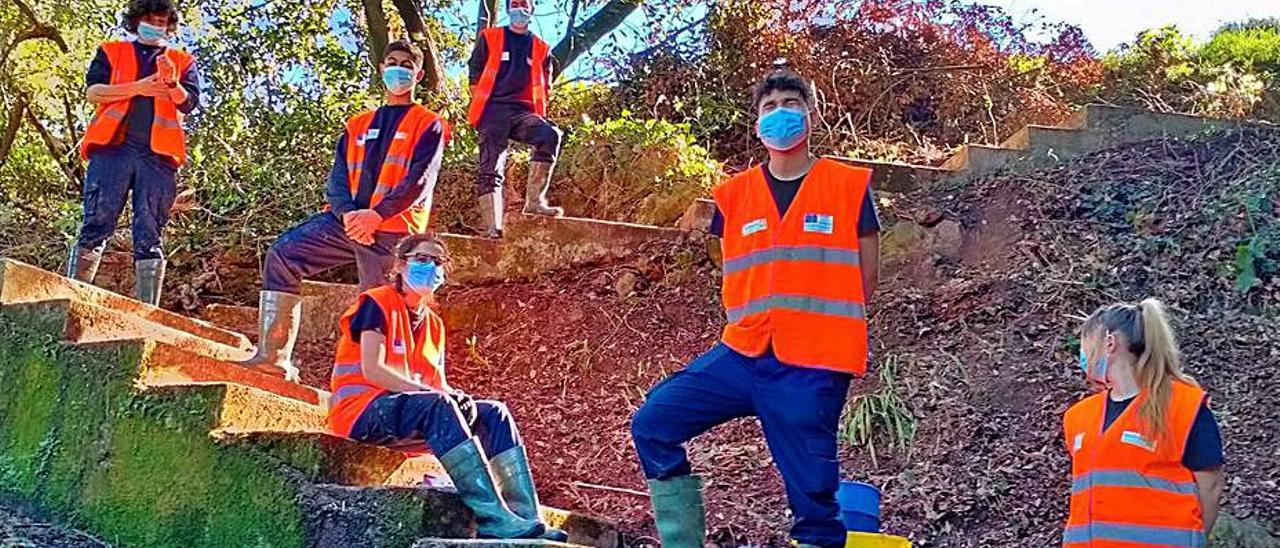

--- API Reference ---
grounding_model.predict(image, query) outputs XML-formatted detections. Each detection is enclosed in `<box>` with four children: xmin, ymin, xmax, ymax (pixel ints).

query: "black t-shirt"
<box><xmin>347</xmin><ymin>297</ymin><xmax>427</xmax><ymax>343</ymax></box>
<box><xmin>708</xmin><ymin>164</ymin><xmax>881</xmax><ymax>237</ymax></box>
<box><xmin>1102</xmin><ymin>395</ymin><xmax>1225</xmax><ymax>471</ymax></box>
<box><xmin>84</xmin><ymin>41</ymin><xmax>201</xmax><ymax>155</ymax></box>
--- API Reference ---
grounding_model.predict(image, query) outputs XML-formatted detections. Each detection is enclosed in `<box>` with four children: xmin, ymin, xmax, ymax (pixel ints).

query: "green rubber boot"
<box><xmin>648</xmin><ymin>475</ymin><xmax>706</xmax><ymax>548</ymax></box>
<box><xmin>439</xmin><ymin>438</ymin><xmax>544</xmax><ymax>539</ymax></box>
<box><xmin>490</xmin><ymin>445</ymin><xmax>570</xmax><ymax>542</ymax></box>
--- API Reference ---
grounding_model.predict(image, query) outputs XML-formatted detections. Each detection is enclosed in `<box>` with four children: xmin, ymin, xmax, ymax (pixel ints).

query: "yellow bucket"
<box><xmin>845</xmin><ymin>532</ymin><xmax>912</xmax><ymax>548</ymax></box>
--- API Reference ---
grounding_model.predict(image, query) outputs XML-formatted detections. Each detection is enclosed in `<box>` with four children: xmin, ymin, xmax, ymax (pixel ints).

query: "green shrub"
<box><xmin>554</xmin><ymin>114</ymin><xmax>721</xmax><ymax>226</ymax></box>
<box><xmin>1202</xmin><ymin>26</ymin><xmax>1280</xmax><ymax>75</ymax></box>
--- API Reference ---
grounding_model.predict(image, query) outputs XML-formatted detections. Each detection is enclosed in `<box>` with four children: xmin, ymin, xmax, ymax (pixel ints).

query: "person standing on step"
<box><xmin>327</xmin><ymin>233</ymin><xmax>568</xmax><ymax>542</ymax></box>
<box><xmin>68</xmin><ymin>0</ymin><xmax>201</xmax><ymax>306</ymax></box>
<box><xmin>630</xmin><ymin>69</ymin><xmax>881</xmax><ymax>548</ymax></box>
<box><xmin>236</xmin><ymin>39</ymin><xmax>450</xmax><ymax>381</ymax></box>
<box><xmin>467</xmin><ymin>0</ymin><xmax>563</xmax><ymax>239</ymax></box>
<box><xmin>1065</xmin><ymin>299</ymin><xmax>1225</xmax><ymax>547</ymax></box>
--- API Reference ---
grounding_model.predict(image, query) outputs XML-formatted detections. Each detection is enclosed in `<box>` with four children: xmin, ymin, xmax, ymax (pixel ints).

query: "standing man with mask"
<box><xmin>71</xmin><ymin>0</ymin><xmax>200</xmax><ymax>305</ymax></box>
<box><xmin>629</xmin><ymin>69</ymin><xmax>881</xmax><ymax>548</ymax></box>
<box><xmin>467</xmin><ymin>0</ymin><xmax>563</xmax><ymax>239</ymax></box>
<box><xmin>236</xmin><ymin>40</ymin><xmax>450</xmax><ymax>381</ymax></box>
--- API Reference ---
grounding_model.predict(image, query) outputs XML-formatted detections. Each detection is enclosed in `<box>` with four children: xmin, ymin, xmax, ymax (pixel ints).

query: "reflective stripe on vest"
<box><xmin>80</xmin><ymin>41</ymin><xmax>193</xmax><ymax>164</ymax></box>
<box><xmin>1062</xmin><ymin>382</ymin><xmax>1208</xmax><ymax>546</ymax></box>
<box><xmin>466</xmin><ymin>27</ymin><xmax>550</xmax><ymax>127</ymax></box>
<box><xmin>1063</xmin><ymin>522</ymin><xmax>1206</xmax><ymax>547</ymax></box>
<box><xmin>337</xmin><ymin>105</ymin><xmax>450</xmax><ymax>234</ymax></box>
<box><xmin>1071</xmin><ymin>469</ymin><xmax>1198</xmax><ymax>496</ymax></box>
<box><xmin>329</xmin><ymin>382</ymin><xmax>375</xmax><ymax>407</ymax></box>
<box><xmin>713</xmin><ymin>158</ymin><xmax>871</xmax><ymax>375</ymax></box>
<box><xmin>722</xmin><ymin>246</ymin><xmax>861</xmax><ymax>275</ymax></box>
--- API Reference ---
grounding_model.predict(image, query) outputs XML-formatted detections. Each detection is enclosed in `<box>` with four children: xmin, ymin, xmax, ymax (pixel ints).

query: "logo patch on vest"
<box><xmin>803</xmin><ymin>213</ymin><xmax>834</xmax><ymax>234</ymax></box>
<box><xmin>391</xmin><ymin>338</ymin><xmax>406</xmax><ymax>355</ymax></box>
<box><xmin>394</xmin><ymin>131</ymin><xmax>408</xmax><ymax>140</ymax></box>
<box><xmin>741</xmin><ymin>218</ymin><xmax>768</xmax><ymax>236</ymax></box>
<box><xmin>1120</xmin><ymin>430</ymin><xmax>1157</xmax><ymax>452</ymax></box>
<box><xmin>358</xmin><ymin>128</ymin><xmax>380</xmax><ymax>146</ymax></box>
<box><xmin>501</xmin><ymin>51</ymin><xmax>510</xmax><ymax>62</ymax></box>
<box><xmin>1072</xmin><ymin>432</ymin><xmax>1084</xmax><ymax>452</ymax></box>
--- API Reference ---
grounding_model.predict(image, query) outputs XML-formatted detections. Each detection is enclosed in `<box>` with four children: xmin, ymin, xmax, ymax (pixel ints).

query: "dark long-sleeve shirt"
<box><xmin>467</xmin><ymin>27</ymin><xmax>554</xmax><ymax>111</ymax></box>
<box><xmin>85</xmin><ymin>41</ymin><xmax>201</xmax><ymax>152</ymax></box>
<box><xmin>326</xmin><ymin>105</ymin><xmax>446</xmax><ymax>220</ymax></box>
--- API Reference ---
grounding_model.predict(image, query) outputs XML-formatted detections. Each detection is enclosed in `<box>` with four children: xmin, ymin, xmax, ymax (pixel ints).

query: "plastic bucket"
<box><xmin>845</xmin><ymin>532</ymin><xmax>912</xmax><ymax>548</ymax></box>
<box><xmin>836</xmin><ymin>481</ymin><xmax>881</xmax><ymax>533</ymax></box>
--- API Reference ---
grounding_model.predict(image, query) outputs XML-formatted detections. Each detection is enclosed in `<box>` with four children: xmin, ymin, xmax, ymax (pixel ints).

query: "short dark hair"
<box><xmin>384</xmin><ymin>39</ymin><xmax>424</xmax><ymax>66</ymax></box>
<box><xmin>751</xmin><ymin>69</ymin><xmax>816</xmax><ymax>111</ymax></box>
<box><xmin>123</xmin><ymin>0</ymin><xmax>180</xmax><ymax>32</ymax></box>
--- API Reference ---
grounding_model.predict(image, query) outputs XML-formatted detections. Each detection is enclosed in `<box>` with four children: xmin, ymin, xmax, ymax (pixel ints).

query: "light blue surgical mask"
<box><xmin>757</xmin><ymin>106</ymin><xmax>808</xmax><ymax>151</ymax></box>
<box><xmin>1078</xmin><ymin>347</ymin><xmax>1108</xmax><ymax>382</ymax></box>
<box><xmin>509</xmin><ymin>7</ymin><xmax>532</xmax><ymax>26</ymax></box>
<box><xmin>136</xmin><ymin>22</ymin><xmax>169</xmax><ymax>44</ymax></box>
<box><xmin>382</xmin><ymin>66</ymin><xmax>415</xmax><ymax>96</ymax></box>
<box><xmin>405</xmin><ymin>260</ymin><xmax>445</xmax><ymax>294</ymax></box>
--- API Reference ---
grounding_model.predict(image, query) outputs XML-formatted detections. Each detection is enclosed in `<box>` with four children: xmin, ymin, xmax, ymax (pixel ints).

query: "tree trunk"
<box><xmin>0</xmin><ymin>98</ymin><xmax>26</xmax><ymax>169</ymax></box>
<box><xmin>550</xmin><ymin>0</ymin><xmax>642</xmax><ymax>72</ymax></box>
<box><xmin>476</xmin><ymin>0</ymin><xmax>500</xmax><ymax>32</ymax></box>
<box><xmin>389</xmin><ymin>0</ymin><xmax>446</xmax><ymax>93</ymax></box>
<box><xmin>361</xmin><ymin>0</ymin><xmax>390</xmax><ymax>73</ymax></box>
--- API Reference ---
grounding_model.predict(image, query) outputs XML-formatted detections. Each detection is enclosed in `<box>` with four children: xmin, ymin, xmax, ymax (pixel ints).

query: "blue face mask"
<box><xmin>509</xmin><ymin>7</ymin><xmax>532</xmax><ymax>26</ymax></box>
<box><xmin>137</xmin><ymin>21</ymin><xmax>169</xmax><ymax>43</ymax></box>
<box><xmin>405</xmin><ymin>260</ymin><xmax>445</xmax><ymax>294</ymax></box>
<box><xmin>1079</xmin><ymin>347</ymin><xmax>1108</xmax><ymax>382</ymax></box>
<box><xmin>757</xmin><ymin>106</ymin><xmax>808</xmax><ymax>151</ymax></box>
<box><xmin>382</xmin><ymin>66</ymin><xmax>415</xmax><ymax>95</ymax></box>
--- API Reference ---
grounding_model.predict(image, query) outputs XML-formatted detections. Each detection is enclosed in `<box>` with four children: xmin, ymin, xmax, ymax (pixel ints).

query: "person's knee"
<box><xmin>630</xmin><ymin>402</ymin><xmax>664</xmax><ymax>446</ymax></box>
<box><xmin>533</xmin><ymin>126</ymin><xmax>563</xmax><ymax>159</ymax></box>
<box><xmin>477</xmin><ymin>400</ymin><xmax>512</xmax><ymax>422</ymax></box>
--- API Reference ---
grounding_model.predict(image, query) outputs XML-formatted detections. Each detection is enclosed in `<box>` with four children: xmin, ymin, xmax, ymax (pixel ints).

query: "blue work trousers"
<box><xmin>349</xmin><ymin>391</ymin><xmax>521</xmax><ymax>457</ymax></box>
<box><xmin>475</xmin><ymin>102</ymin><xmax>563</xmax><ymax>196</ymax></box>
<box><xmin>262</xmin><ymin>212</ymin><xmax>403</xmax><ymax>294</ymax></box>
<box><xmin>631</xmin><ymin>343</ymin><xmax>853</xmax><ymax>548</ymax></box>
<box><xmin>74</xmin><ymin>145</ymin><xmax>178</xmax><ymax>260</ymax></box>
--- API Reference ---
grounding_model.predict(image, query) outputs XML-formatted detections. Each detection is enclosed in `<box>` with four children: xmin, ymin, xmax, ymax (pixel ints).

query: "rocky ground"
<box><xmin>0</xmin><ymin>500</ymin><xmax>109</xmax><ymax>548</ymax></box>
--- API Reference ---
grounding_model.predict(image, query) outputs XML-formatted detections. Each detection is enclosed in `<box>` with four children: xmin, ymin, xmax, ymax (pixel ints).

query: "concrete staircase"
<box><xmin>0</xmin><ymin>258</ymin><xmax>620</xmax><ymax>548</ymax></box>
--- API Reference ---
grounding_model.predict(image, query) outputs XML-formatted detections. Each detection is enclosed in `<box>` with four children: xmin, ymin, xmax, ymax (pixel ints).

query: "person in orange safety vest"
<box><xmin>466</xmin><ymin>0</ymin><xmax>563</xmax><ymax>239</ymax></box>
<box><xmin>630</xmin><ymin>68</ymin><xmax>882</xmax><ymax>548</ymax></box>
<box><xmin>236</xmin><ymin>40</ymin><xmax>450</xmax><ymax>382</ymax></box>
<box><xmin>69</xmin><ymin>0</ymin><xmax>200</xmax><ymax>306</ymax></box>
<box><xmin>327</xmin><ymin>233</ymin><xmax>567</xmax><ymax>542</ymax></box>
<box><xmin>1065</xmin><ymin>299</ymin><xmax>1225</xmax><ymax>547</ymax></box>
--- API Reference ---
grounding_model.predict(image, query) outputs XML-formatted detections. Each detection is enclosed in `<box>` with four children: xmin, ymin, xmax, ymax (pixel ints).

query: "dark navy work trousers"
<box><xmin>475</xmin><ymin>102</ymin><xmax>563</xmax><ymax>196</ymax></box>
<box><xmin>74</xmin><ymin>145</ymin><xmax>178</xmax><ymax>261</ymax></box>
<box><xmin>262</xmin><ymin>212</ymin><xmax>402</xmax><ymax>294</ymax></box>
<box><xmin>631</xmin><ymin>343</ymin><xmax>853</xmax><ymax>548</ymax></box>
<box><xmin>349</xmin><ymin>391</ymin><xmax>520</xmax><ymax>457</ymax></box>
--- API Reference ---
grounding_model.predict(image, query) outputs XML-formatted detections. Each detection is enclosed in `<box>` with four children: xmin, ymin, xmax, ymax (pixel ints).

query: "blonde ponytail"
<box><xmin>1134</xmin><ymin>299</ymin><xmax>1197</xmax><ymax>438</ymax></box>
<box><xmin>1081</xmin><ymin>298</ymin><xmax>1197</xmax><ymax>439</ymax></box>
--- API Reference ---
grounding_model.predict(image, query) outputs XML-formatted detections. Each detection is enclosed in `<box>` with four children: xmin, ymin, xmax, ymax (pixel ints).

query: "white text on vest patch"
<box><xmin>1120</xmin><ymin>430</ymin><xmax>1157</xmax><ymax>452</ymax></box>
<box><xmin>741</xmin><ymin>218</ymin><xmax>767</xmax><ymax>236</ymax></box>
<box><xmin>803</xmin><ymin>213</ymin><xmax>834</xmax><ymax>234</ymax></box>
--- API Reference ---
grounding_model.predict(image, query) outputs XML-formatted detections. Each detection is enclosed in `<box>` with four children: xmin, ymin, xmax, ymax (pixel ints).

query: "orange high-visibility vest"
<box><xmin>340</xmin><ymin>105</ymin><xmax>451</xmax><ymax>234</ymax></box>
<box><xmin>1062</xmin><ymin>381</ymin><xmax>1208</xmax><ymax>547</ymax></box>
<box><xmin>467</xmin><ymin>26</ymin><xmax>549</xmax><ymax>127</ymax></box>
<box><xmin>80</xmin><ymin>41</ymin><xmax>194</xmax><ymax>165</ymax></box>
<box><xmin>327</xmin><ymin>285</ymin><xmax>448</xmax><ymax>437</ymax></box>
<box><xmin>713</xmin><ymin>158</ymin><xmax>871</xmax><ymax>375</ymax></box>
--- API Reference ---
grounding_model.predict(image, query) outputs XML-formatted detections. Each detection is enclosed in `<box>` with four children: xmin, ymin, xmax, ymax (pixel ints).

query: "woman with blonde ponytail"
<box><xmin>1062</xmin><ymin>298</ymin><xmax>1225</xmax><ymax>547</ymax></box>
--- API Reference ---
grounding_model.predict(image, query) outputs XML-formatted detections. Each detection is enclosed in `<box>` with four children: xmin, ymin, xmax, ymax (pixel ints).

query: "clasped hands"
<box><xmin>342</xmin><ymin>209</ymin><xmax>382</xmax><ymax>245</ymax></box>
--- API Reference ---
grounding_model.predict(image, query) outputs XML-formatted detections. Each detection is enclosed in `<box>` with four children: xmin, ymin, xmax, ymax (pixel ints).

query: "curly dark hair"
<box><xmin>122</xmin><ymin>0</ymin><xmax>180</xmax><ymax>32</ymax></box>
<box><xmin>751</xmin><ymin>69</ymin><xmax>816</xmax><ymax>111</ymax></box>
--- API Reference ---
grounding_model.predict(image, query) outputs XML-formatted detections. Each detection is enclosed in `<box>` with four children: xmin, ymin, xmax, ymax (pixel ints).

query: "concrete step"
<box><xmin>138</xmin><ymin>340</ymin><xmax>327</xmax><ymax>407</ymax></box>
<box><xmin>939</xmin><ymin>144</ymin><xmax>1026</xmax><ymax>175</ymax></box>
<box><xmin>999</xmin><ymin>125</ymin><xmax>1106</xmax><ymax>161</ymax></box>
<box><xmin>831</xmin><ymin>157</ymin><xmax>956</xmax><ymax>193</ymax></box>
<box><xmin>1067</xmin><ymin>104</ymin><xmax>1247</xmax><ymax>145</ymax></box>
<box><xmin>216</xmin><ymin>430</ymin><xmax>443</xmax><ymax>487</ymax></box>
<box><xmin>413</xmin><ymin>540</ymin><xmax>588</xmax><ymax>548</ymax></box>
<box><xmin>204</xmin><ymin>279</ymin><xmax>356</xmax><ymax>345</ymax></box>
<box><xmin>0</xmin><ymin>258</ymin><xmax>251</xmax><ymax>351</ymax></box>
<box><xmin>52</xmin><ymin>297</ymin><xmax>250</xmax><ymax>362</ymax></box>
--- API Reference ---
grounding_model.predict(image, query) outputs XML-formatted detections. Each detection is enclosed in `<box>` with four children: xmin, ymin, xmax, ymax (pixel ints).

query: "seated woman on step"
<box><xmin>325</xmin><ymin>233</ymin><xmax>566</xmax><ymax>541</ymax></box>
<box><xmin>1064</xmin><ymin>298</ymin><xmax>1225</xmax><ymax>547</ymax></box>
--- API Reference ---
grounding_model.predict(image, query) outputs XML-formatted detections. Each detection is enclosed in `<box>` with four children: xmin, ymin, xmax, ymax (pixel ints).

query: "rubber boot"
<box><xmin>477</xmin><ymin>191</ymin><xmax>504</xmax><ymax>239</ymax></box>
<box><xmin>523</xmin><ymin>161</ymin><xmax>564</xmax><ymax>217</ymax></box>
<box><xmin>235</xmin><ymin>290</ymin><xmax>302</xmax><ymax>382</ymax></box>
<box><xmin>438</xmin><ymin>438</ymin><xmax>545</xmax><ymax>539</ymax></box>
<box><xmin>648</xmin><ymin>475</ymin><xmax>706</xmax><ymax>548</ymax></box>
<box><xmin>490</xmin><ymin>445</ymin><xmax>570</xmax><ymax>542</ymax></box>
<box><xmin>66</xmin><ymin>246</ymin><xmax>102</xmax><ymax>284</ymax></box>
<box><xmin>134</xmin><ymin>259</ymin><xmax>165</xmax><ymax>306</ymax></box>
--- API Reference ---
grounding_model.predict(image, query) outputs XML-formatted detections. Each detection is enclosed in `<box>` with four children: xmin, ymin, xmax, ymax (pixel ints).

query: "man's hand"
<box><xmin>156</xmin><ymin>54</ymin><xmax>177</xmax><ymax>86</ymax></box>
<box><xmin>342</xmin><ymin>209</ymin><xmax>381</xmax><ymax>245</ymax></box>
<box><xmin>131</xmin><ymin>75</ymin><xmax>170</xmax><ymax>98</ymax></box>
